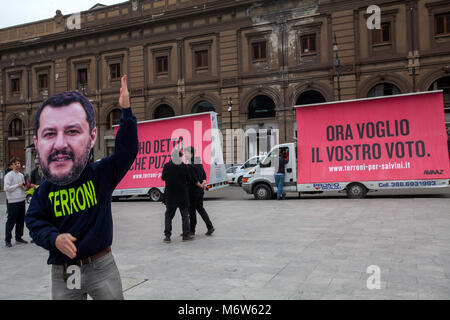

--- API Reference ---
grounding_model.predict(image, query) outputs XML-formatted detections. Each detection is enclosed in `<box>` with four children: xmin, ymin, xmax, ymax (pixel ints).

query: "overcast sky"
<box><xmin>0</xmin><ymin>0</ymin><xmax>126</xmax><ymax>29</ymax></box>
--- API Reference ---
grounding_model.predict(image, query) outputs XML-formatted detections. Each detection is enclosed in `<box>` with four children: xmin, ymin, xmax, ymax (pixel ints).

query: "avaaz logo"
<box><xmin>424</xmin><ymin>169</ymin><xmax>444</xmax><ymax>175</ymax></box>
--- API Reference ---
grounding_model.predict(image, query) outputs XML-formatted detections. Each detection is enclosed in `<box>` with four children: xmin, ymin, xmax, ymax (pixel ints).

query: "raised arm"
<box><xmin>106</xmin><ymin>75</ymin><xmax>139</xmax><ymax>188</ymax></box>
<box><xmin>119</xmin><ymin>75</ymin><xmax>130</xmax><ymax>109</ymax></box>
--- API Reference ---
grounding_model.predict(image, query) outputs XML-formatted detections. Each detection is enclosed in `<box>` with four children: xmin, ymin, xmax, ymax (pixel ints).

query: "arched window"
<box><xmin>9</xmin><ymin>118</ymin><xmax>23</xmax><ymax>137</ymax></box>
<box><xmin>296</xmin><ymin>90</ymin><xmax>326</xmax><ymax>105</ymax></box>
<box><xmin>248</xmin><ymin>95</ymin><xmax>276</xmax><ymax>119</ymax></box>
<box><xmin>368</xmin><ymin>83</ymin><xmax>401</xmax><ymax>97</ymax></box>
<box><xmin>154</xmin><ymin>104</ymin><xmax>175</xmax><ymax>119</ymax></box>
<box><xmin>429</xmin><ymin>76</ymin><xmax>450</xmax><ymax>133</ymax></box>
<box><xmin>108</xmin><ymin>109</ymin><xmax>122</xmax><ymax>129</ymax></box>
<box><xmin>429</xmin><ymin>76</ymin><xmax>450</xmax><ymax>108</ymax></box>
<box><xmin>192</xmin><ymin>100</ymin><xmax>215</xmax><ymax>113</ymax></box>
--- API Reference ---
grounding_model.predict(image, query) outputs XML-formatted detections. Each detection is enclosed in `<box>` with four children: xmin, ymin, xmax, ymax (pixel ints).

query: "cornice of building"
<box><xmin>0</xmin><ymin>0</ymin><xmax>265</xmax><ymax>51</ymax></box>
<box><xmin>318</xmin><ymin>0</ymin><xmax>418</xmax><ymax>13</ymax></box>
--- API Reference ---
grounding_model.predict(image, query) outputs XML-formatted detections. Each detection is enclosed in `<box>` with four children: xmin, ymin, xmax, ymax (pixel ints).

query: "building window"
<box><xmin>435</xmin><ymin>13</ymin><xmax>450</xmax><ymax>36</ymax></box>
<box><xmin>429</xmin><ymin>76</ymin><xmax>450</xmax><ymax>109</ymax></box>
<box><xmin>300</xmin><ymin>34</ymin><xmax>316</xmax><ymax>55</ymax></box>
<box><xmin>296</xmin><ymin>90</ymin><xmax>326</xmax><ymax>105</ymax></box>
<box><xmin>9</xmin><ymin>118</ymin><xmax>23</xmax><ymax>137</ymax></box>
<box><xmin>195</xmin><ymin>50</ymin><xmax>208</xmax><ymax>69</ymax></box>
<box><xmin>368</xmin><ymin>83</ymin><xmax>401</xmax><ymax>97</ymax></box>
<box><xmin>156</xmin><ymin>56</ymin><xmax>168</xmax><ymax>74</ymax></box>
<box><xmin>192</xmin><ymin>101</ymin><xmax>215</xmax><ymax>114</ymax></box>
<box><xmin>252</xmin><ymin>41</ymin><xmax>267</xmax><ymax>61</ymax></box>
<box><xmin>11</xmin><ymin>78</ymin><xmax>20</xmax><ymax>94</ymax></box>
<box><xmin>109</xmin><ymin>63</ymin><xmax>121</xmax><ymax>81</ymax></box>
<box><xmin>154</xmin><ymin>104</ymin><xmax>175</xmax><ymax>119</ymax></box>
<box><xmin>246</xmin><ymin>31</ymin><xmax>272</xmax><ymax>70</ymax></box>
<box><xmin>372</xmin><ymin>22</ymin><xmax>392</xmax><ymax>45</ymax></box>
<box><xmin>38</xmin><ymin>74</ymin><xmax>48</xmax><ymax>92</ymax></box>
<box><xmin>248</xmin><ymin>95</ymin><xmax>276</xmax><ymax>119</ymax></box>
<box><xmin>108</xmin><ymin>109</ymin><xmax>122</xmax><ymax>129</ymax></box>
<box><xmin>190</xmin><ymin>40</ymin><xmax>213</xmax><ymax>76</ymax></box>
<box><xmin>77</xmin><ymin>68</ymin><xmax>88</xmax><ymax>87</ymax></box>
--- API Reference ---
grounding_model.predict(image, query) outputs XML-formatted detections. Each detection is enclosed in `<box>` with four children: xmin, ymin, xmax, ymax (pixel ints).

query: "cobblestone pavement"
<box><xmin>0</xmin><ymin>186</ymin><xmax>449</xmax><ymax>300</ymax></box>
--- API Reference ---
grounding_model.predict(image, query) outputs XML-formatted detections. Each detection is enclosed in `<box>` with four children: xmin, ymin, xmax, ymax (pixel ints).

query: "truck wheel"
<box><xmin>253</xmin><ymin>184</ymin><xmax>272</xmax><ymax>200</ymax></box>
<box><xmin>237</xmin><ymin>176</ymin><xmax>243</xmax><ymax>186</ymax></box>
<box><xmin>346</xmin><ymin>183</ymin><xmax>367</xmax><ymax>199</ymax></box>
<box><xmin>149</xmin><ymin>188</ymin><xmax>162</xmax><ymax>202</ymax></box>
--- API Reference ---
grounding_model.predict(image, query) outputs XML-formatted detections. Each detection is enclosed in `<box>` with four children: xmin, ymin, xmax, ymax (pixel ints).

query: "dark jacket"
<box><xmin>25</xmin><ymin>108</ymin><xmax>138</xmax><ymax>265</ymax></box>
<box><xmin>162</xmin><ymin>160</ymin><xmax>196</xmax><ymax>208</ymax></box>
<box><xmin>30</xmin><ymin>167</ymin><xmax>44</xmax><ymax>186</ymax></box>
<box><xmin>277</xmin><ymin>157</ymin><xmax>287</xmax><ymax>174</ymax></box>
<box><xmin>186</xmin><ymin>157</ymin><xmax>206</xmax><ymax>200</ymax></box>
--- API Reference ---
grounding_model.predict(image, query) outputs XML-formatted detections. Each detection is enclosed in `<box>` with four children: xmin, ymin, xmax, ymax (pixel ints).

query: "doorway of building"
<box><xmin>7</xmin><ymin>118</ymin><xmax>25</xmax><ymax>164</ymax></box>
<box><xmin>245</xmin><ymin>123</ymin><xmax>279</xmax><ymax>160</ymax></box>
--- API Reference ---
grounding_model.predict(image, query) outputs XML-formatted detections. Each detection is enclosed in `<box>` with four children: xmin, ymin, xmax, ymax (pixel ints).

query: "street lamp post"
<box><xmin>228</xmin><ymin>97</ymin><xmax>232</xmax><ymax>130</ymax></box>
<box><xmin>333</xmin><ymin>34</ymin><xmax>341</xmax><ymax>101</ymax></box>
<box><xmin>228</xmin><ymin>97</ymin><xmax>233</xmax><ymax>166</ymax></box>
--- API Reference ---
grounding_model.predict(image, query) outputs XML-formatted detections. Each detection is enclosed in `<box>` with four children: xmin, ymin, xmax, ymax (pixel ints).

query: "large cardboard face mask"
<box><xmin>34</xmin><ymin>103</ymin><xmax>96</xmax><ymax>186</ymax></box>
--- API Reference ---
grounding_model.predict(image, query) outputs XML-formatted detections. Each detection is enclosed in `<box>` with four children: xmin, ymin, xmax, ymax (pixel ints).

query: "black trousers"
<box><xmin>5</xmin><ymin>201</ymin><xmax>25</xmax><ymax>243</ymax></box>
<box><xmin>188</xmin><ymin>195</ymin><xmax>213</xmax><ymax>233</ymax></box>
<box><xmin>164</xmin><ymin>206</ymin><xmax>190</xmax><ymax>237</ymax></box>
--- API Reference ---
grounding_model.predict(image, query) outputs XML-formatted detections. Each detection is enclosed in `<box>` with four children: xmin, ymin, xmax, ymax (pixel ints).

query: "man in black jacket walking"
<box><xmin>162</xmin><ymin>149</ymin><xmax>202</xmax><ymax>243</ymax></box>
<box><xmin>184</xmin><ymin>147</ymin><xmax>214</xmax><ymax>236</ymax></box>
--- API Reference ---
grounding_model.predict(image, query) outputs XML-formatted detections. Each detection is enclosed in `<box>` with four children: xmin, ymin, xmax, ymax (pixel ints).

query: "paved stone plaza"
<box><xmin>0</xmin><ymin>186</ymin><xmax>450</xmax><ymax>300</ymax></box>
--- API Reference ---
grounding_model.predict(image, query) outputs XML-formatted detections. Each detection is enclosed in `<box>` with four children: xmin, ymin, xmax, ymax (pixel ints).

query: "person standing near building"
<box><xmin>4</xmin><ymin>162</ymin><xmax>14</xmax><ymax>215</ymax></box>
<box><xmin>161</xmin><ymin>148</ymin><xmax>201</xmax><ymax>243</ymax></box>
<box><xmin>4</xmin><ymin>157</ymin><xmax>27</xmax><ymax>247</ymax></box>
<box><xmin>30</xmin><ymin>159</ymin><xmax>44</xmax><ymax>190</ymax></box>
<box><xmin>25</xmin><ymin>75</ymin><xmax>138</xmax><ymax>300</ymax></box>
<box><xmin>5</xmin><ymin>163</ymin><xmax>13</xmax><ymax>175</ymax></box>
<box><xmin>184</xmin><ymin>146</ymin><xmax>215</xmax><ymax>236</ymax></box>
<box><xmin>275</xmin><ymin>151</ymin><xmax>287</xmax><ymax>200</ymax></box>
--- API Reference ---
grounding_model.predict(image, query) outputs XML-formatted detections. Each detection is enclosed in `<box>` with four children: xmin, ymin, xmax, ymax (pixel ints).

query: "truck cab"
<box><xmin>233</xmin><ymin>155</ymin><xmax>264</xmax><ymax>186</ymax></box>
<box><xmin>242</xmin><ymin>143</ymin><xmax>297</xmax><ymax>200</ymax></box>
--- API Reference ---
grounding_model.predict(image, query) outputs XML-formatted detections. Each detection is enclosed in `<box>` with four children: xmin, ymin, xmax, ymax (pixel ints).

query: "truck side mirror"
<box><xmin>260</xmin><ymin>161</ymin><xmax>271</xmax><ymax>168</ymax></box>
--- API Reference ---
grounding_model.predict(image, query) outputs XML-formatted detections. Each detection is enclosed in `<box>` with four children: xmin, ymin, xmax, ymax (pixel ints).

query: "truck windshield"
<box><xmin>261</xmin><ymin>150</ymin><xmax>277</xmax><ymax>166</ymax></box>
<box><xmin>244</xmin><ymin>157</ymin><xmax>260</xmax><ymax>168</ymax></box>
<box><xmin>261</xmin><ymin>147</ymin><xmax>289</xmax><ymax>167</ymax></box>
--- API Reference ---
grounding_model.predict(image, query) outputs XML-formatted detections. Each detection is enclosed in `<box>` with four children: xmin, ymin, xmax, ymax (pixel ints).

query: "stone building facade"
<box><xmin>0</xmin><ymin>0</ymin><xmax>449</xmax><ymax>174</ymax></box>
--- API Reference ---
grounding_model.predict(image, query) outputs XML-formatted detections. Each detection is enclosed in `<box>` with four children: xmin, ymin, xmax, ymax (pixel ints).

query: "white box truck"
<box><xmin>113</xmin><ymin>112</ymin><xmax>228</xmax><ymax>201</ymax></box>
<box><xmin>242</xmin><ymin>91</ymin><xmax>450</xmax><ymax>199</ymax></box>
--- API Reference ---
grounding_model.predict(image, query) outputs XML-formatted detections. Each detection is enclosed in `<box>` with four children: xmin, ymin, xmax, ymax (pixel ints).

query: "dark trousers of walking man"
<box><xmin>164</xmin><ymin>206</ymin><xmax>190</xmax><ymax>238</ymax></box>
<box><xmin>188</xmin><ymin>193</ymin><xmax>214</xmax><ymax>235</ymax></box>
<box><xmin>5</xmin><ymin>201</ymin><xmax>25</xmax><ymax>244</ymax></box>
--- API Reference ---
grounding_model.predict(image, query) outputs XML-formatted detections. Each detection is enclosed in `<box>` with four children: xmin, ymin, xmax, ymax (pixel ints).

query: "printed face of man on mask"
<box><xmin>34</xmin><ymin>92</ymin><xmax>97</xmax><ymax>186</ymax></box>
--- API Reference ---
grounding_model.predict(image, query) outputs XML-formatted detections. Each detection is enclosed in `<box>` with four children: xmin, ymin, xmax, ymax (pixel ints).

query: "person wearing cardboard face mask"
<box><xmin>25</xmin><ymin>75</ymin><xmax>138</xmax><ymax>300</ymax></box>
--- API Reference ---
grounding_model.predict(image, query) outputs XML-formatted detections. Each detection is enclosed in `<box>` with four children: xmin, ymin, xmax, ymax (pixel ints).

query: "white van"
<box><xmin>242</xmin><ymin>92</ymin><xmax>450</xmax><ymax>199</ymax></box>
<box><xmin>233</xmin><ymin>155</ymin><xmax>264</xmax><ymax>186</ymax></box>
